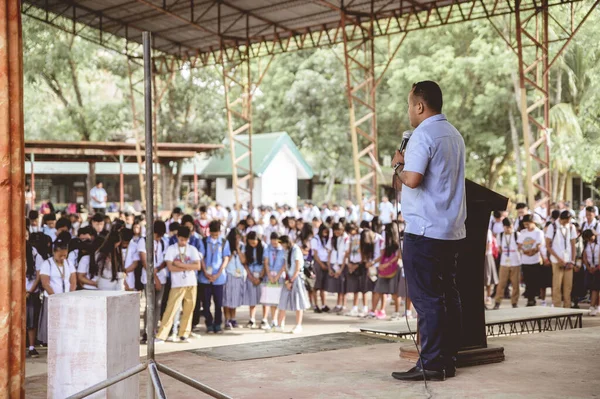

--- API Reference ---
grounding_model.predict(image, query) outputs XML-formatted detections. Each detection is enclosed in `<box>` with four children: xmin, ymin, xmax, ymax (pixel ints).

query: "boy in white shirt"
<box><xmin>156</xmin><ymin>226</ymin><xmax>202</xmax><ymax>343</ymax></box>
<box><xmin>494</xmin><ymin>218</ymin><xmax>521</xmax><ymax>309</ymax></box>
<box><xmin>582</xmin><ymin>229</ymin><xmax>600</xmax><ymax>316</ymax></box>
<box><xmin>517</xmin><ymin>215</ymin><xmax>545</xmax><ymax>307</ymax></box>
<box><xmin>545</xmin><ymin>211</ymin><xmax>577</xmax><ymax>308</ymax></box>
<box><xmin>581</xmin><ymin>206</ymin><xmax>600</xmax><ymax>234</ymax></box>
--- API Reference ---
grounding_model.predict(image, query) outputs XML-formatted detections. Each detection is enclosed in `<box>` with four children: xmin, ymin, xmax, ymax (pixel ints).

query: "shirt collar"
<box><xmin>417</xmin><ymin>114</ymin><xmax>447</xmax><ymax>129</ymax></box>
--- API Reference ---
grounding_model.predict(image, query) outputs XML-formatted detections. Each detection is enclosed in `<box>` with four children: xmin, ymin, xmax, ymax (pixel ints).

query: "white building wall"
<box><xmin>260</xmin><ymin>148</ymin><xmax>298</xmax><ymax>207</ymax></box>
<box><xmin>215</xmin><ymin>177</ymin><xmax>262</xmax><ymax>208</ymax></box>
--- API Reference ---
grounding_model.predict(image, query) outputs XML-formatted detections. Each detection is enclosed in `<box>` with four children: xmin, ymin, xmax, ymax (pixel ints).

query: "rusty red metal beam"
<box><xmin>0</xmin><ymin>1</ymin><xmax>26</xmax><ymax>397</ymax></box>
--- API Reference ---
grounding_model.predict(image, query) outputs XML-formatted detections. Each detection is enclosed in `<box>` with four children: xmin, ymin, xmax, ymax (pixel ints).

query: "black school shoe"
<box><xmin>28</xmin><ymin>348</ymin><xmax>40</xmax><ymax>358</ymax></box>
<box><xmin>392</xmin><ymin>367</ymin><xmax>445</xmax><ymax>381</ymax></box>
<box><xmin>321</xmin><ymin>305</ymin><xmax>330</xmax><ymax>313</ymax></box>
<box><xmin>214</xmin><ymin>324</ymin><xmax>224</xmax><ymax>334</ymax></box>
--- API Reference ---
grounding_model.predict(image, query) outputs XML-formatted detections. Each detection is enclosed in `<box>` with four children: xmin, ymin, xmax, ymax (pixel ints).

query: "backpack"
<box><xmin>491</xmin><ymin>235</ymin><xmax>499</xmax><ymax>259</ymax></box>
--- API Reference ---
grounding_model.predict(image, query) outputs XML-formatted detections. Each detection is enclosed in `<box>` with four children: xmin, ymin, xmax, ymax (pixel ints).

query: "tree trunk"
<box><xmin>172</xmin><ymin>159</ymin><xmax>184</xmax><ymax>208</ymax></box>
<box><xmin>325</xmin><ymin>170</ymin><xmax>336</xmax><ymax>202</ymax></box>
<box><xmin>160</xmin><ymin>162</ymin><xmax>173</xmax><ymax>212</ymax></box>
<box><xmin>508</xmin><ymin>108</ymin><xmax>525</xmax><ymax>200</ymax></box>
<box><xmin>557</xmin><ymin>172</ymin><xmax>567</xmax><ymax>201</ymax></box>
<box><xmin>552</xmin><ymin>169</ymin><xmax>560</xmax><ymax>201</ymax></box>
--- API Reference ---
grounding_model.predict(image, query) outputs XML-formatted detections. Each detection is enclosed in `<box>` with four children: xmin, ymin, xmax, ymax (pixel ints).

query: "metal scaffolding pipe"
<box><xmin>142</xmin><ymin>31</ymin><xmax>157</xmax><ymax>399</ymax></box>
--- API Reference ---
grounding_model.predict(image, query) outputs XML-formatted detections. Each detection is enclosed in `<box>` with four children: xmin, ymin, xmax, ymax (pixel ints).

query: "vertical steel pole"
<box><xmin>119</xmin><ymin>153</ymin><xmax>124</xmax><ymax>211</ymax></box>
<box><xmin>142</xmin><ymin>31</ymin><xmax>156</xmax><ymax>399</ymax></box>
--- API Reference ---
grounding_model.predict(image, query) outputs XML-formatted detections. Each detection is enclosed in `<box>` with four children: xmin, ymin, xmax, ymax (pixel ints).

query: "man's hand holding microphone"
<box><xmin>392</xmin><ymin>130</ymin><xmax>412</xmax><ymax>190</ymax></box>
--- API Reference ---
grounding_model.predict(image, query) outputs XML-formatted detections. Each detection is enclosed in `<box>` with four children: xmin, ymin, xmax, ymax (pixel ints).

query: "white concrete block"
<box><xmin>47</xmin><ymin>291</ymin><xmax>140</xmax><ymax>399</ymax></box>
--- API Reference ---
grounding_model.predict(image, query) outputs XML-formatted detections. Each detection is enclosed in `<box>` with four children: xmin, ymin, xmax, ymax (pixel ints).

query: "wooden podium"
<box><xmin>400</xmin><ymin>180</ymin><xmax>508</xmax><ymax>367</ymax></box>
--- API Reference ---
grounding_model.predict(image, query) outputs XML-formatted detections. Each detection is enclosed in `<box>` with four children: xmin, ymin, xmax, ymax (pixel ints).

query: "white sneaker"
<box><xmin>154</xmin><ymin>339</ymin><xmax>164</xmax><ymax>344</ymax></box>
<box><xmin>540</xmin><ymin>300</ymin><xmax>547</xmax><ymax>307</ymax></box>
<box><xmin>362</xmin><ymin>306</ymin><xmax>369</xmax><ymax>315</ymax></box>
<box><xmin>590</xmin><ymin>307</ymin><xmax>598</xmax><ymax>316</ymax></box>
<box><xmin>345</xmin><ymin>308</ymin><xmax>359</xmax><ymax>317</ymax></box>
<box><xmin>291</xmin><ymin>325</ymin><xmax>303</xmax><ymax>334</ymax></box>
<box><xmin>166</xmin><ymin>334</ymin><xmax>177</xmax><ymax>342</ymax></box>
<box><xmin>272</xmin><ymin>326</ymin><xmax>284</xmax><ymax>333</ymax></box>
<box><xmin>390</xmin><ymin>312</ymin><xmax>400</xmax><ymax>321</ymax></box>
<box><xmin>189</xmin><ymin>332</ymin><xmax>201</xmax><ymax>339</ymax></box>
<box><xmin>401</xmin><ymin>310</ymin><xmax>413</xmax><ymax>319</ymax></box>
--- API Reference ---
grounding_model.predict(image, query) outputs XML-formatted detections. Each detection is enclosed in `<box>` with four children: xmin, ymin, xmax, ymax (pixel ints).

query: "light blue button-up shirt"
<box><xmin>199</xmin><ymin>237</ymin><xmax>232</xmax><ymax>285</ymax></box>
<box><xmin>402</xmin><ymin>114</ymin><xmax>467</xmax><ymax>240</ymax></box>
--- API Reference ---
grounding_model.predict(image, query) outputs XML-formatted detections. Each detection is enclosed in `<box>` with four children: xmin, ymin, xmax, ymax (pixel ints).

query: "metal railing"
<box><xmin>65</xmin><ymin>32</ymin><xmax>232</xmax><ymax>399</ymax></box>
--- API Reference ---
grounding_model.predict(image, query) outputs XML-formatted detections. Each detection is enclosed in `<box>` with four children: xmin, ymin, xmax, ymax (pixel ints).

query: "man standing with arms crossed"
<box><xmin>391</xmin><ymin>81</ymin><xmax>466</xmax><ymax>381</ymax></box>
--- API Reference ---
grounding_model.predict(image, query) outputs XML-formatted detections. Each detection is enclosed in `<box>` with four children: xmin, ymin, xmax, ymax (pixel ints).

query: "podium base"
<box><xmin>399</xmin><ymin>345</ymin><xmax>505</xmax><ymax>367</ymax></box>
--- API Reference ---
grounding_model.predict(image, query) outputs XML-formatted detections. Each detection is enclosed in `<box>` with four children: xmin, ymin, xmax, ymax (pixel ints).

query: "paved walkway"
<box><xmin>25</xmin><ymin>294</ymin><xmax>600</xmax><ymax>398</ymax></box>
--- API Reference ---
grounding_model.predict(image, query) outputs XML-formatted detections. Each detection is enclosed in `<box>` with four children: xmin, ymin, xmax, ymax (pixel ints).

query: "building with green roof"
<box><xmin>201</xmin><ymin>132</ymin><xmax>314</xmax><ymax>208</ymax></box>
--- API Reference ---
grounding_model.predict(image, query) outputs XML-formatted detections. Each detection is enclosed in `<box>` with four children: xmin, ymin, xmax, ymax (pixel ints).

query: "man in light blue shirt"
<box><xmin>391</xmin><ymin>81</ymin><xmax>465</xmax><ymax>382</ymax></box>
<box><xmin>199</xmin><ymin>220</ymin><xmax>231</xmax><ymax>334</ymax></box>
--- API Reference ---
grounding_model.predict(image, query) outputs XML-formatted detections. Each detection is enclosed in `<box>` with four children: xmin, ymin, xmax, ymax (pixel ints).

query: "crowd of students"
<box><xmin>487</xmin><ymin>199</ymin><xmax>600</xmax><ymax>313</ymax></box>
<box><xmin>24</xmin><ymin>197</ymin><xmax>412</xmax><ymax>356</ymax></box>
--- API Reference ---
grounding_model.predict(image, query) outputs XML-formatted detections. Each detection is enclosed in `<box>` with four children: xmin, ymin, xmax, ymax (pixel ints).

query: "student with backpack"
<box><xmin>139</xmin><ymin>221</ymin><xmax>169</xmax><ymax>344</ymax></box>
<box><xmin>493</xmin><ymin>218</ymin><xmax>521</xmax><ymax>309</ymax></box>
<box><xmin>545</xmin><ymin>211</ymin><xmax>577</xmax><ymax>308</ymax></box>
<box><xmin>199</xmin><ymin>221</ymin><xmax>231</xmax><ymax>334</ymax></box>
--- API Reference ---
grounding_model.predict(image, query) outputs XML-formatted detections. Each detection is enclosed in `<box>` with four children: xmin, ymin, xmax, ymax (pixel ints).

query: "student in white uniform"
<box><xmin>94</xmin><ymin>231</ymin><xmax>126</xmax><ymax>291</ymax></box>
<box><xmin>140</xmin><ymin>221</ymin><xmax>169</xmax><ymax>344</ymax></box>
<box><xmin>581</xmin><ymin>206</ymin><xmax>600</xmax><ymax>234</ymax></box>
<box><xmin>38</xmin><ymin>235</ymin><xmax>76</xmax><ymax>344</ymax></box>
<box><xmin>156</xmin><ymin>226</ymin><xmax>202</xmax><ymax>343</ymax></box>
<box><xmin>582</xmin><ymin>229</ymin><xmax>600</xmax><ymax>316</ymax></box>
<box><xmin>120</xmin><ymin>228</ymin><xmax>140</xmax><ymax>291</ymax></box>
<box><xmin>25</xmin><ymin>232</ymin><xmax>44</xmax><ymax>358</ymax></box>
<box><xmin>326</xmin><ymin>222</ymin><xmax>348</xmax><ymax>314</ymax></box>
<box><xmin>517</xmin><ymin>215</ymin><xmax>545</xmax><ymax>307</ymax></box>
<box><xmin>378</xmin><ymin>197</ymin><xmax>395</xmax><ymax>226</ymax></box>
<box><xmin>493</xmin><ymin>218</ymin><xmax>521</xmax><ymax>309</ymax></box>
<box><xmin>311</xmin><ymin>224</ymin><xmax>331</xmax><ymax>313</ymax></box>
<box><xmin>545</xmin><ymin>211</ymin><xmax>577</xmax><ymax>308</ymax></box>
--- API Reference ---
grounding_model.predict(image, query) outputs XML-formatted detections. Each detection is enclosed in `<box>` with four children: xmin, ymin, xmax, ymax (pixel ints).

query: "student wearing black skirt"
<box><xmin>25</xmin><ymin>230</ymin><xmax>43</xmax><ymax>358</ymax></box>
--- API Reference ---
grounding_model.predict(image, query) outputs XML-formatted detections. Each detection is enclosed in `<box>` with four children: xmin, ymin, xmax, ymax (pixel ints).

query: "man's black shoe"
<box><xmin>445</xmin><ymin>366</ymin><xmax>456</xmax><ymax>378</ymax></box>
<box><xmin>526</xmin><ymin>300</ymin><xmax>536</xmax><ymax>307</ymax></box>
<box><xmin>392</xmin><ymin>367</ymin><xmax>445</xmax><ymax>381</ymax></box>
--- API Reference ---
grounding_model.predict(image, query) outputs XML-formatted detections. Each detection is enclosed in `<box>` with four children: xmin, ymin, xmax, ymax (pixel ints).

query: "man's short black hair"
<box><xmin>586</xmin><ymin>206</ymin><xmax>596</xmax><ymax>213</ymax></box>
<box><xmin>493</xmin><ymin>210</ymin><xmax>502</xmax><ymax>219</ymax></box>
<box><xmin>172</xmin><ymin>207</ymin><xmax>183</xmax><ymax>215</ymax></box>
<box><xmin>154</xmin><ymin>220</ymin><xmax>167</xmax><ymax>237</ymax></box>
<box><xmin>28</xmin><ymin>210</ymin><xmax>39</xmax><ymax>220</ymax></box>
<box><xmin>177</xmin><ymin>226</ymin><xmax>191</xmax><ymax>238</ymax></box>
<box><xmin>169</xmin><ymin>222</ymin><xmax>181</xmax><ymax>232</ymax></box>
<box><xmin>181</xmin><ymin>214</ymin><xmax>194</xmax><ymax>226</ymax></box>
<box><xmin>412</xmin><ymin>81</ymin><xmax>443</xmax><ymax>113</ymax></box>
<box><xmin>551</xmin><ymin>210</ymin><xmax>560</xmax><ymax>220</ymax></box>
<box><xmin>91</xmin><ymin>213</ymin><xmax>105</xmax><ymax>223</ymax></box>
<box><xmin>209</xmin><ymin>220</ymin><xmax>221</xmax><ymax>233</ymax></box>
<box><xmin>522</xmin><ymin>214</ymin><xmax>533</xmax><ymax>224</ymax></box>
<box><xmin>96</xmin><ymin>181</ymin><xmax>103</xmax><ymax>185</ymax></box>
<box><xmin>516</xmin><ymin>202</ymin><xmax>527</xmax><ymax>210</ymax></box>
<box><xmin>502</xmin><ymin>218</ymin><xmax>512</xmax><ymax>227</ymax></box>
<box><xmin>56</xmin><ymin>218</ymin><xmax>71</xmax><ymax>230</ymax></box>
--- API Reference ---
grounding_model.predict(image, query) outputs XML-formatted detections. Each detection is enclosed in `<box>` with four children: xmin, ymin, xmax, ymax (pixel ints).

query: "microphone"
<box><xmin>399</xmin><ymin>130</ymin><xmax>412</xmax><ymax>154</ymax></box>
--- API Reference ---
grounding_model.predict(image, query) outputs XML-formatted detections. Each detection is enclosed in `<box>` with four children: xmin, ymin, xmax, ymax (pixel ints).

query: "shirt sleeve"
<box><xmin>545</xmin><ymin>225</ymin><xmax>554</xmax><ymax>240</ymax></box>
<box><xmin>294</xmin><ymin>246</ymin><xmax>303</xmax><ymax>263</ymax></box>
<box><xmin>40</xmin><ymin>260</ymin><xmax>50</xmax><ymax>276</ymax></box>
<box><xmin>164</xmin><ymin>246</ymin><xmax>176</xmax><ymax>262</ymax></box>
<box><xmin>78</xmin><ymin>255</ymin><xmax>90</xmax><ymax>274</ymax></box>
<box><xmin>222</xmin><ymin>241</ymin><xmax>232</xmax><ymax>258</ymax></box>
<box><xmin>137</xmin><ymin>238</ymin><xmax>147</xmax><ymax>253</ymax></box>
<box><xmin>404</xmin><ymin>132</ymin><xmax>431</xmax><ymax>175</ymax></box>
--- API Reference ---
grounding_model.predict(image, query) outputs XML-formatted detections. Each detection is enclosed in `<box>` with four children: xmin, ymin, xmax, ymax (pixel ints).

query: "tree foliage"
<box><xmin>22</xmin><ymin>9</ymin><xmax>600</xmax><ymax>205</ymax></box>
